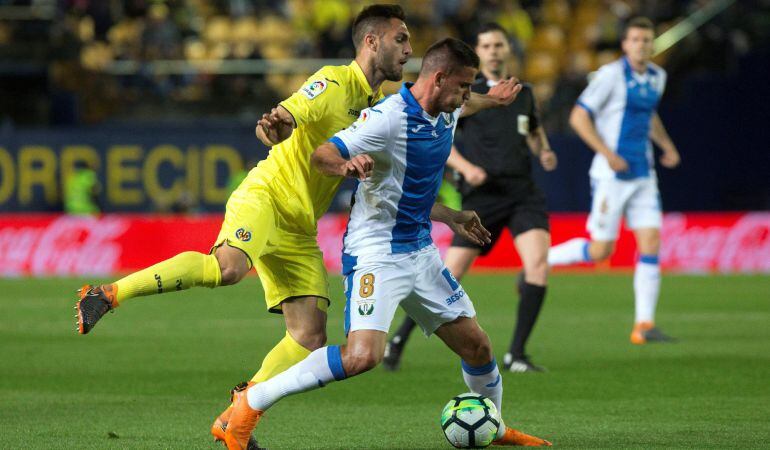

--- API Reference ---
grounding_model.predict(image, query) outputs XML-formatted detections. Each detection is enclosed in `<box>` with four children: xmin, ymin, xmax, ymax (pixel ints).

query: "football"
<box><xmin>440</xmin><ymin>393</ymin><xmax>500</xmax><ymax>448</ymax></box>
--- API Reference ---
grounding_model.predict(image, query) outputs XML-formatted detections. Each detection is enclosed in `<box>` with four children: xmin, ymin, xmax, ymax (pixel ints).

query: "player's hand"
<box><xmin>539</xmin><ymin>149</ymin><xmax>558</xmax><ymax>171</ymax></box>
<box><xmin>462</xmin><ymin>164</ymin><xmax>487</xmax><ymax>187</ymax></box>
<box><xmin>660</xmin><ymin>149</ymin><xmax>680</xmax><ymax>168</ymax></box>
<box><xmin>607</xmin><ymin>153</ymin><xmax>629</xmax><ymax>172</ymax></box>
<box><xmin>448</xmin><ymin>210</ymin><xmax>492</xmax><ymax>246</ymax></box>
<box><xmin>487</xmin><ymin>77</ymin><xmax>523</xmax><ymax>106</ymax></box>
<box><xmin>257</xmin><ymin>108</ymin><xmax>294</xmax><ymax>145</ymax></box>
<box><xmin>341</xmin><ymin>154</ymin><xmax>374</xmax><ymax>180</ymax></box>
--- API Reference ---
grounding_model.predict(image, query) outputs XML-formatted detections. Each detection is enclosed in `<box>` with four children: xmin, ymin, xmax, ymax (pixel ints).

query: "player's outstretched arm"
<box><xmin>460</xmin><ymin>78</ymin><xmax>523</xmax><ymax>118</ymax></box>
<box><xmin>255</xmin><ymin>105</ymin><xmax>296</xmax><ymax>147</ymax></box>
<box><xmin>447</xmin><ymin>145</ymin><xmax>487</xmax><ymax>186</ymax></box>
<box><xmin>570</xmin><ymin>105</ymin><xmax>628</xmax><ymax>173</ymax></box>
<box><xmin>527</xmin><ymin>127</ymin><xmax>558</xmax><ymax>171</ymax></box>
<box><xmin>430</xmin><ymin>203</ymin><xmax>492</xmax><ymax>246</ymax></box>
<box><xmin>649</xmin><ymin>113</ymin><xmax>681</xmax><ymax>168</ymax></box>
<box><xmin>311</xmin><ymin>143</ymin><xmax>374</xmax><ymax>180</ymax></box>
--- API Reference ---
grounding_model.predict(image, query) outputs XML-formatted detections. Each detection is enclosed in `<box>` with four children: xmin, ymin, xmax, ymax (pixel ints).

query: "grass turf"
<box><xmin>0</xmin><ymin>273</ymin><xmax>768</xmax><ymax>449</ymax></box>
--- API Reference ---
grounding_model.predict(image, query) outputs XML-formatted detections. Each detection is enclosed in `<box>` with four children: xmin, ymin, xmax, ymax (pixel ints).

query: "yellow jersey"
<box><xmin>249</xmin><ymin>61</ymin><xmax>383</xmax><ymax>235</ymax></box>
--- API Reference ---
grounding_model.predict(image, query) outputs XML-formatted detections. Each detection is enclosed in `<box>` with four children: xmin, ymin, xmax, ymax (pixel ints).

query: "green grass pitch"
<box><xmin>1</xmin><ymin>274</ymin><xmax>768</xmax><ymax>449</ymax></box>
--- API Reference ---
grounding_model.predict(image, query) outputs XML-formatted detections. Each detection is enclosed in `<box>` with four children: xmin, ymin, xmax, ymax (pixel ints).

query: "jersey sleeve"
<box><xmin>279</xmin><ymin>69</ymin><xmax>339</xmax><ymax>127</ymax></box>
<box><xmin>576</xmin><ymin>65</ymin><xmax>616</xmax><ymax>117</ymax></box>
<box><xmin>328</xmin><ymin>108</ymin><xmax>394</xmax><ymax>159</ymax></box>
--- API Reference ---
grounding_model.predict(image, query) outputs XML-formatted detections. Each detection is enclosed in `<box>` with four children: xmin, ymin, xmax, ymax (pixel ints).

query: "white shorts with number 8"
<box><xmin>342</xmin><ymin>245</ymin><xmax>476</xmax><ymax>336</ymax></box>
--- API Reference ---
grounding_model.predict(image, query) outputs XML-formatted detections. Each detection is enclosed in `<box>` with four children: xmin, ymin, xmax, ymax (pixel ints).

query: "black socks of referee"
<box><xmin>510</xmin><ymin>281</ymin><xmax>547</xmax><ymax>360</ymax></box>
<box><xmin>391</xmin><ymin>316</ymin><xmax>417</xmax><ymax>348</ymax></box>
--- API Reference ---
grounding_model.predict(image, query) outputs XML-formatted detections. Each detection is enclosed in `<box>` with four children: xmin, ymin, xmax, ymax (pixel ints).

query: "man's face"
<box><xmin>437</xmin><ymin>66</ymin><xmax>477</xmax><ymax>113</ymax></box>
<box><xmin>622</xmin><ymin>27</ymin><xmax>655</xmax><ymax>65</ymax></box>
<box><xmin>475</xmin><ymin>30</ymin><xmax>510</xmax><ymax>74</ymax></box>
<box><xmin>375</xmin><ymin>18</ymin><xmax>412</xmax><ymax>81</ymax></box>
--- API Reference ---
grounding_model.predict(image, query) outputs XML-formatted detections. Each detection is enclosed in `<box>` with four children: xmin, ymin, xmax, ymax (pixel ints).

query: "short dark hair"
<box><xmin>623</xmin><ymin>16</ymin><xmax>655</xmax><ymax>39</ymax></box>
<box><xmin>352</xmin><ymin>4</ymin><xmax>406</xmax><ymax>50</ymax></box>
<box><xmin>420</xmin><ymin>37</ymin><xmax>480</xmax><ymax>75</ymax></box>
<box><xmin>476</xmin><ymin>22</ymin><xmax>509</xmax><ymax>44</ymax></box>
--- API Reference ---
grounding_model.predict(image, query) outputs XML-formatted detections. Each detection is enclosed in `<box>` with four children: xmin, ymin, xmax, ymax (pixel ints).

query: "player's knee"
<box><xmin>638</xmin><ymin>233</ymin><xmax>660</xmax><ymax>254</ymax></box>
<box><xmin>292</xmin><ymin>328</ymin><xmax>327</xmax><ymax>351</ymax></box>
<box><xmin>343</xmin><ymin>347</ymin><xmax>381</xmax><ymax>376</ymax></box>
<box><xmin>461</xmin><ymin>334</ymin><xmax>494</xmax><ymax>367</ymax></box>
<box><xmin>523</xmin><ymin>257</ymin><xmax>548</xmax><ymax>284</ymax></box>
<box><xmin>218</xmin><ymin>265</ymin><xmax>246</xmax><ymax>286</ymax></box>
<box><xmin>214</xmin><ymin>247</ymin><xmax>249</xmax><ymax>286</ymax></box>
<box><xmin>590</xmin><ymin>241</ymin><xmax>615</xmax><ymax>262</ymax></box>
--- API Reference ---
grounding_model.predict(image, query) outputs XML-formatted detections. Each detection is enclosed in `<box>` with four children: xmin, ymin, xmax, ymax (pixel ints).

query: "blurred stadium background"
<box><xmin>1</xmin><ymin>0</ymin><xmax>768</xmax><ymax>275</ymax></box>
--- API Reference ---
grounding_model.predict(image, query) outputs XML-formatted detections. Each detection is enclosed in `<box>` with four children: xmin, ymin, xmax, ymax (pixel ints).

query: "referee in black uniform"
<box><xmin>384</xmin><ymin>23</ymin><xmax>558</xmax><ymax>373</ymax></box>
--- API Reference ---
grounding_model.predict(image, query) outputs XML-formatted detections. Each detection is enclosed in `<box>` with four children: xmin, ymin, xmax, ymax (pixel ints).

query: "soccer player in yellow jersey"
<box><xmin>75</xmin><ymin>3</ymin><xmax>410</xmax><ymax>442</ymax></box>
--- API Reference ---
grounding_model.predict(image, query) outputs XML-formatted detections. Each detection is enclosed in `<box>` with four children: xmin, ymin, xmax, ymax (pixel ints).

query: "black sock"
<box><xmin>509</xmin><ymin>282</ymin><xmax>547</xmax><ymax>359</ymax></box>
<box><xmin>391</xmin><ymin>316</ymin><xmax>418</xmax><ymax>347</ymax></box>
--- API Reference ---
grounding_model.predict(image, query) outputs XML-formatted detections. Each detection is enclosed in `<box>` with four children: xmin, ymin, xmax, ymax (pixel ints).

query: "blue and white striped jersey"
<box><xmin>577</xmin><ymin>57</ymin><xmax>667</xmax><ymax>180</ymax></box>
<box><xmin>328</xmin><ymin>83</ymin><xmax>461</xmax><ymax>271</ymax></box>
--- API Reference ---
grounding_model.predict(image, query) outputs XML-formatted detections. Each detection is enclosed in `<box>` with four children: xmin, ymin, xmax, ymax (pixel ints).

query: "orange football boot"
<box><xmin>223</xmin><ymin>382</ymin><xmax>263</xmax><ymax>450</ymax></box>
<box><xmin>75</xmin><ymin>284</ymin><xmax>119</xmax><ymax>334</ymax></box>
<box><xmin>210</xmin><ymin>405</ymin><xmax>232</xmax><ymax>443</ymax></box>
<box><xmin>630</xmin><ymin>321</ymin><xmax>654</xmax><ymax>344</ymax></box>
<box><xmin>493</xmin><ymin>426</ymin><xmax>552</xmax><ymax>447</ymax></box>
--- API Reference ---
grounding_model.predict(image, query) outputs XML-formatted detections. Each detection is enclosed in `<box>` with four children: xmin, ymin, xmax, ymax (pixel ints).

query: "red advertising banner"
<box><xmin>1</xmin><ymin>212</ymin><xmax>768</xmax><ymax>277</ymax></box>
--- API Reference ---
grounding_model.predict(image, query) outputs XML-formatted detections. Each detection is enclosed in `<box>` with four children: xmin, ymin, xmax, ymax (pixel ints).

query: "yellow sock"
<box><xmin>113</xmin><ymin>251</ymin><xmax>221</xmax><ymax>303</ymax></box>
<box><xmin>250</xmin><ymin>331</ymin><xmax>311</xmax><ymax>383</ymax></box>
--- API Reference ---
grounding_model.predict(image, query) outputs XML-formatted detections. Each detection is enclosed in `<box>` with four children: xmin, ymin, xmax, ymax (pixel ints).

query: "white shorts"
<box><xmin>342</xmin><ymin>245</ymin><xmax>476</xmax><ymax>336</ymax></box>
<box><xmin>587</xmin><ymin>177</ymin><xmax>662</xmax><ymax>241</ymax></box>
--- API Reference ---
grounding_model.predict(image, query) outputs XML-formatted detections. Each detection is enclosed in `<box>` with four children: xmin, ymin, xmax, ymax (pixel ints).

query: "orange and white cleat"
<box><xmin>211</xmin><ymin>405</ymin><xmax>233</xmax><ymax>443</ymax></box>
<box><xmin>75</xmin><ymin>284</ymin><xmax>119</xmax><ymax>334</ymax></box>
<box><xmin>630</xmin><ymin>321</ymin><xmax>676</xmax><ymax>344</ymax></box>
<box><xmin>493</xmin><ymin>426</ymin><xmax>552</xmax><ymax>447</ymax></box>
<box><xmin>222</xmin><ymin>382</ymin><xmax>264</xmax><ymax>450</ymax></box>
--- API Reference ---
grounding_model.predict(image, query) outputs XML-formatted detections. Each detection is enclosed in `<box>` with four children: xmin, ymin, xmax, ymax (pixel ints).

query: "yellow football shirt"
<box><xmin>249</xmin><ymin>61</ymin><xmax>383</xmax><ymax>235</ymax></box>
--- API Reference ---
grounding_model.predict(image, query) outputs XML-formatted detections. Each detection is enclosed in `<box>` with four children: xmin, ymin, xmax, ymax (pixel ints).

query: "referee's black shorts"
<box><xmin>451</xmin><ymin>180</ymin><xmax>550</xmax><ymax>256</ymax></box>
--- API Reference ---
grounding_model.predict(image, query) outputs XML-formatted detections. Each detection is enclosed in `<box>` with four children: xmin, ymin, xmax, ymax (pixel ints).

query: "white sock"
<box><xmin>462</xmin><ymin>358</ymin><xmax>505</xmax><ymax>435</ymax></box>
<box><xmin>246</xmin><ymin>345</ymin><xmax>346</xmax><ymax>411</ymax></box>
<box><xmin>548</xmin><ymin>237</ymin><xmax>591</xmax><ymax>266</ymax></box>
<box><xmin>634</xmin><ymin>255</ymin><xmax>661</xmax><ymax>323</ymax></box>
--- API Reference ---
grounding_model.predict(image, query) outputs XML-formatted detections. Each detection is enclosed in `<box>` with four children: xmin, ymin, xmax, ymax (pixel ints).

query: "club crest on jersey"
<box><xmin>235</xmin><ymin>228</ymin><xmax>252</xmax><ymax>242</ymax></box>
<box><xmin>356</xmin><ymin>299</ymin><xmax>375</xmax><ymax>316</ymax></box>
<box><xmin>301</xmin><ymin>80</ymin><xmax>327</xmax><ymax>99</ymax></box>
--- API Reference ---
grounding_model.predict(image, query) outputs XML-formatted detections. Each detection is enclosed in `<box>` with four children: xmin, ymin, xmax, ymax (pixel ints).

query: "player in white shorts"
<box><xmin>548</xmin><ymin>17</ymin><xmax>681</xmax><ymax>344</ymax></box>
<box><xmin>220</xmin><ymin>38</ymin><xmax>551</xmax><ymax>449</ymax></box>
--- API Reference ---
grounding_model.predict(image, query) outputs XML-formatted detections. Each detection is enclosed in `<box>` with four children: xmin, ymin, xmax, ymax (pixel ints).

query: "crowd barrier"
<box><xmin>1</xmin><ymin>212</ymin><xmax>767</xmax><ymax>277</ymax></box>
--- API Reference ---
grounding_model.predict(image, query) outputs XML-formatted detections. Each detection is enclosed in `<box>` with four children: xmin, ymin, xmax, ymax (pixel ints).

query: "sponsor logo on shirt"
<box><xmin>300</xmin><ymin>80</ymin><xmax>327</xmax><ymax>99</ymax></box>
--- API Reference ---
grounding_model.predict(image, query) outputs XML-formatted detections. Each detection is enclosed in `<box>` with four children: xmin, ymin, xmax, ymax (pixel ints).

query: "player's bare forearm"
<box><xmin>256</xmin><ymin>105</ymin><xmax>296</xmax><ymax>147</ymax></box>
<box><xmin>431</xmin><ymin>204</ymin><xmax>492</xmax><ymax>245</ymax></box>
<box><xmin>311</xmin><ymin>143</ymin><xmax>348</xmax><ymax>177</ymax></box>
<box><xmin>460</xmin><ymin>80</ymin><xmax>522</xmax><ymax>118</ymax></box>
<box><xmin>447</xmin><ymin>146</ymin><xmax>473</xmax><ymax>173</ymax></box>
<box><xmin>526</xmin><ymin>127</ymin><xmax>549</xmax><ymax>156</ymax></box>
<box><xmin>311</xmin><ymin>144</ymin><xmax>374</xmax><ymax>180</ymax></box>
<box><xmin>650</xmin><ymin>113</ymin><xmax>681</xmax><ymax>168</ymax></box>
<box><xmin>649</xmin><ymin>113</ymin><xmax>676</xmax><ymax>154</ymax></box>
<box><xmin>430</xmin><ymin>203</ymin><xmax>459</xmax><ymax>224</ymax></box>
<box><xmin>570</xmin><ymin>106</ymin><xmax>612</xmax><ymax>157</ymax></box>
<box><xmin>527</xmin><ymin>126</ymin><xmax>558</xmax><ymax>171</ymax></box>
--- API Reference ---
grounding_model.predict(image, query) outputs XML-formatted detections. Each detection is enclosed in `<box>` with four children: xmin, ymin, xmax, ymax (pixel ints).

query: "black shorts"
<box><xmin>451</xmin><ymin>180</ymin><xmax>550</xmax><ymax>256</ymax></box>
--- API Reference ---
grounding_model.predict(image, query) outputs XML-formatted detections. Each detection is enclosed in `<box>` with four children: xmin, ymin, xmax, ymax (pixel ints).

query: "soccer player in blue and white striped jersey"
<box><xmin>548</xmin><ymin>17</ymin><xmax>682</xmax><ymax>344</ymax></box>
<box><xmin>220</xmin><ymin>38</ymin><xmax>551</xmax><ymax>449</ymax></box>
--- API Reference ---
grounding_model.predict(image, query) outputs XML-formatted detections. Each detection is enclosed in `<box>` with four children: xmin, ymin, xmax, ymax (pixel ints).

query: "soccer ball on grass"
<box><xmin>440</xmin><ymin>392</ymin><xmax>500</xmax><ymax>448</ymax></box>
